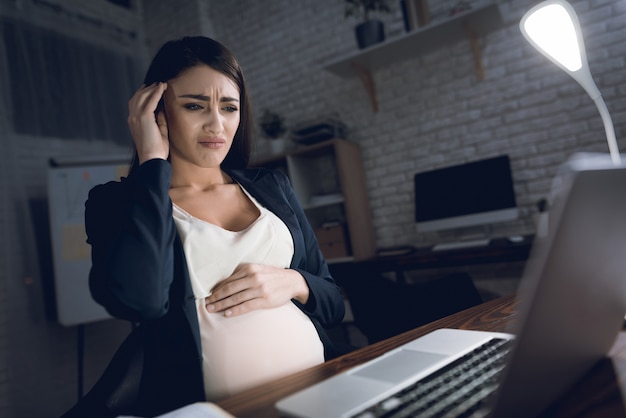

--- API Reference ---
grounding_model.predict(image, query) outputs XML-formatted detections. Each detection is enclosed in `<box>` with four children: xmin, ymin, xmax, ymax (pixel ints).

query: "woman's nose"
<box><xmin>203</xmin><ymin>109</ymin><xmax>223</xmax><ymax>133</ymax></box>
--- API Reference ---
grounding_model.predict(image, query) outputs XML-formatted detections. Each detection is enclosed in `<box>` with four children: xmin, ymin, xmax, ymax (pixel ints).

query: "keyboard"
<box><xmin>431</xmin><ymin>239</ymin><xmax>491</xmax><ymax>252</ymax></box>
<box><xmin>352</xmin><ymin>338</ymin><xmax>513</xmax><ymax>418</ymax></box>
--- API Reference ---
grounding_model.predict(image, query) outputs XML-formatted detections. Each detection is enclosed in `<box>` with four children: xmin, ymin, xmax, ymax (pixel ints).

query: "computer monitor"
<box><xmin>414</xmin><ymin>155</ymin><xmax>519</xmax><ymax>234</ymax></box>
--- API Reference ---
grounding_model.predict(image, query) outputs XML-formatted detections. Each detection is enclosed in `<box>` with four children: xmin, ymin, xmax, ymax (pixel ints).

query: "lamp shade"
<box><xmin>520</xmin><ymin>0</ymin><xmax>620</xmax><ymax>164</ymax></box>
<box><xmin>520</xmin><ymin>0</ymin><xmax>598</xmax><ymax>99</ymax></box>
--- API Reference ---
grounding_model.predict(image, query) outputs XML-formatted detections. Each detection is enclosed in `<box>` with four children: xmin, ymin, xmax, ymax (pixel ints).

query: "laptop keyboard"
<box><xmin>351</xmin><ymin>338</ymin><xmax>513</xmax><ymax>418</ymax></box>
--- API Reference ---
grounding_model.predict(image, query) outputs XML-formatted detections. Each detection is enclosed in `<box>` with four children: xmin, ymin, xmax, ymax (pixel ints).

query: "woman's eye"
<box><xmin>184</xmin><ymin>103</ymin><xmax>203</xmax><ymax>111</ymax></box>
<box><xmin>223</xmin><ymin>105</ymin><xmax>238</xmax><ymax>113</ymax></box>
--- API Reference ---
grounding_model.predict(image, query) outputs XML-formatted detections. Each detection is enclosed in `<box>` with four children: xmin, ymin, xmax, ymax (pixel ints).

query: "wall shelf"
<box><xmin>322</xmin><ymin>2</ymin><xmax>503</xmax><ymax>111</ymax></box>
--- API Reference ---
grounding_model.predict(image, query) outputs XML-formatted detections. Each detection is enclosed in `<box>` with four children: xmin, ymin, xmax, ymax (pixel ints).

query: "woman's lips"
<box><xmin>199</xmin><ymin>138</ymin><xmax>225</xmax><ymax>148</ymax></box>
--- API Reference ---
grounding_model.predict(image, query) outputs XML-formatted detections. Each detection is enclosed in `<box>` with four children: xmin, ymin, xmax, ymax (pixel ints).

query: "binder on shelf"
<box><xmin>403</xmin><ymin>0</ymin><xmax>430</xmax><ymax>31</ymax></box>
<box><xmin>400</xmin><ymin>0</ymin><xmax>411</xmax><ymax>32</ymax></box>
<box><xmin>415</xmin><ymin>0</ymin><xmax>430</xmax><ymax>27</ymax></box>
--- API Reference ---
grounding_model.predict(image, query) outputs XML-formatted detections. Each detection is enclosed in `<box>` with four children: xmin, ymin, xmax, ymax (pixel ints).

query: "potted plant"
<box><xmin>344</xmin><ymin>0</ymin><xmax>392</xmax><ymax>49</ymax></box>
<box><xmin>259</xmin><ymin>109</ymin><xmax>288</xmax><ymax>154</ymax></box>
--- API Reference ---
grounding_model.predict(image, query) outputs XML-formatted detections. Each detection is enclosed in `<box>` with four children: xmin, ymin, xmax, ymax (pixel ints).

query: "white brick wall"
<box><xmin>209</xmin><ymin>0</ymin><xmax>626</xmax><ymax>249</ymax></box>
<box><xmin>1</xmin><ymin>0</ymin><xmax>625</xmax><ymax>416</ymax></box>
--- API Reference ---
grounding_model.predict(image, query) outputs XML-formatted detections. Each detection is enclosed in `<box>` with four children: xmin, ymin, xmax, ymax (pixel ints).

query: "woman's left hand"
<box><xmin>205</xmin><ymin>264</ymin><xmax>310</xmax><ymax>317</ymax></box>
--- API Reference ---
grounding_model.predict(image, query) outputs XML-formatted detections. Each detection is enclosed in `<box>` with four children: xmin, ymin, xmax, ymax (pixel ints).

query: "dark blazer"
<box><xmin>77</xmin><ymin>159</ymin><xmax>345</xmax><ymax>417</ymax></box>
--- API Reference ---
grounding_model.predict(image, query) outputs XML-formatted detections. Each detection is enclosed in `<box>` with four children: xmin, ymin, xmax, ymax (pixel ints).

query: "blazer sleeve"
<box><xmin>273</xmin><ymin>171</ymin><xmax>346</xmax><ymax>329</ymax></box>
<box><xmin>85</xmin><ymin>159</ymin><xmax>177</xmax><ymax>321</ymax></box>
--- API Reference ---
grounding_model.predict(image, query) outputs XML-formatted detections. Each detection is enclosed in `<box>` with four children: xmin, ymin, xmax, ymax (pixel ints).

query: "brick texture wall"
<box><xmin>1</xmin><ymin>0</ymin><xmax>625</xmax><ymax>416</ymax></box>
<box><xmin>209</xmin><ymin>0</ymin><xmax>626</xmax><ymax>250</ymax></box>
<box><xmin>206</xmin><ymin>0</ymin><xmax>625</xmax><ymax>295</ymax></box>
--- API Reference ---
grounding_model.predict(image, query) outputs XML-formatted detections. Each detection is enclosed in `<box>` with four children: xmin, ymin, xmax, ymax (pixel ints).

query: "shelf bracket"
<box><xmin>351</xmin><ymin>62</ymin><xmax>379</xmax><ymax>112</ymax></box>
<box><xmin>464</xmin><ymin>23</ymin><xmax>485</xmax><ymax>81</ymax></box>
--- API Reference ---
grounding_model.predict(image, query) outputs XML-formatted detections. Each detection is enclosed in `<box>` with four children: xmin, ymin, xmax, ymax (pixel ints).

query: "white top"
<box><xmin>172</xmin><ymin>185</ymin><xmax>324</xmax><ymax>401</ymax></box>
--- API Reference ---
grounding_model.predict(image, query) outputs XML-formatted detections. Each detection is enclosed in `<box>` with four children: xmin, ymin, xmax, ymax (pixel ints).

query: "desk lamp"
<box><xmin>520</xmin><ymin>0</ymin><xmax>621</xmax><ymax>165</ymax></box>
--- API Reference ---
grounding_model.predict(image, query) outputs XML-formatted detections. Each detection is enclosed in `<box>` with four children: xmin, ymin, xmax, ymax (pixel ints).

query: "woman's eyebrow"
<box><xmin>179</xmin><ymin>93</ymin><xmax>239</xmax><ymax>102</ymax></box>
<box><xmin>220</xmin><ymin>96</ymin><xmax>239</xmax><ymax>103</ymax></box>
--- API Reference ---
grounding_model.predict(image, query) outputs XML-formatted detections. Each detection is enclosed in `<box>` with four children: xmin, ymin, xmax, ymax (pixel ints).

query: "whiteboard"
<box><xmin>47</xmin><ymin>160</ymin><xmax>128</xmax><ymax>326</ymax></box>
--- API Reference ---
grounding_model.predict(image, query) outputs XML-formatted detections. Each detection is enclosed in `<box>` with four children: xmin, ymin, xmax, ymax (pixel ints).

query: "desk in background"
<box><xmin>216</xmin><ymin>295</ymin><xmax>626</xmax><ymax>418</ymax></box>
<box><xmin>327</xmin><ymin>236</ymin><xmax>533</xmax><ymax>343</ymax></box>
<box><xmin>330</xmin><ymin>234</ymin><xmax>534</xmax><ymax>283</ymax></box>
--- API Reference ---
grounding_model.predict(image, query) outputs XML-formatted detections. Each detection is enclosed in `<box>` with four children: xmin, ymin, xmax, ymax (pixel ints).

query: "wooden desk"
<box><xmin>216</xmin><ymin>295</ymin><xmax>626</xmax><ymax>418</ymax></box>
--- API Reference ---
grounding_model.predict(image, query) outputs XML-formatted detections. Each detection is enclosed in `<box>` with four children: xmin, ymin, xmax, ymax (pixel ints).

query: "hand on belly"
<box><xmin>204</xmin><ymin>264</ymin><xmax>310</xmax><ymax>317</ymax></box>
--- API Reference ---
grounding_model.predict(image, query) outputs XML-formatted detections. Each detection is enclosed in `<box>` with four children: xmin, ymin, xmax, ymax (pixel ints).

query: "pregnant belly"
<box><xmin>196</xmin><ymin>301</ymin><xmax>324</xmax><ymax>400</ymax></box>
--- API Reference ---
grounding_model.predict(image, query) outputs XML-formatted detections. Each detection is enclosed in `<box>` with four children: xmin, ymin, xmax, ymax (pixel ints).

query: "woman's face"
<box><xmin>163</xmin><ymin>64</ymin><xmax>240</xmax><ymax>169</ymax></box>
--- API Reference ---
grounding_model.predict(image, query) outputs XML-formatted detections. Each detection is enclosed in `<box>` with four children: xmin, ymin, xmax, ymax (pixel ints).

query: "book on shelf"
<box><xmin>401</xmin><ymin>0</ymin><xmax>430</xmax><ymax>32</ymax></box>
<box><xmin>377</xmin><ymin>245</ymin><xmax>416</xmax><ymax>257</ymax></box>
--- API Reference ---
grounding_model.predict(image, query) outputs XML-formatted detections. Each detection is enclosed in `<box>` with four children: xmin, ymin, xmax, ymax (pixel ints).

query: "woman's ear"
<box><xmin>155</xmin><ymin>97</ymin><xmax>168</xmax><ymax>130</ymax></box>
<box><xmin>155</xmin><ymin>98</ymin><xmax>165</xmax><ymax>116</ymax></box>
<box><xmin>155</xmin><ymin>100</ymin><xmax>168</xmax><ymax>137</ymax></box>
<box><xmin>155</xmin><ymin>86</ymin><xmax>168</xmax><ymax>132</ymax></box>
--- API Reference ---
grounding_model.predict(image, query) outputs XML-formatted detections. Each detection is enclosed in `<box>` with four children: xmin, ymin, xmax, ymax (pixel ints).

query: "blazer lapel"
<box><xmin>227</xmin><ymin>168</ymin><xmax>305</xmax><ymax>266</ymax></box>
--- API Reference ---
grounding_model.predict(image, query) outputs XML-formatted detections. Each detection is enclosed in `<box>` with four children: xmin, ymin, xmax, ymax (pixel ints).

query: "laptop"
<box><xmin>276</xmin><ymin>153</ymin><xmax>626</xmax><ymax>418</ymax></box>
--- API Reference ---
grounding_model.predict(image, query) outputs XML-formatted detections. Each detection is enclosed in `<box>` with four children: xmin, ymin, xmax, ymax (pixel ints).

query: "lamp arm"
<box><xmin>593</xmin><ymin>95</ymin><xmax>621</xmax><ymax>165</ymax></box>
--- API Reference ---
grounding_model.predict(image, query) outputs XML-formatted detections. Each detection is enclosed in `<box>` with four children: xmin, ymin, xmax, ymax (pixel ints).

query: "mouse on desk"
<box><xmin>507</xmin><ymin>235</ymin><xmax>524</xmax><ymax>243</ymax></box>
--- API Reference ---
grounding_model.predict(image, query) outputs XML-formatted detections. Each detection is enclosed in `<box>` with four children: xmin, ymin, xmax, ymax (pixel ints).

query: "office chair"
<box><xmin>337</xmin><ymin>267</ymin><xmax>483</xmax><ymax>343</ymax></box>
<box><xmin>60</xmin><ymin>328</ymin><xmax>143</xmax><ymax>418</ymax></box>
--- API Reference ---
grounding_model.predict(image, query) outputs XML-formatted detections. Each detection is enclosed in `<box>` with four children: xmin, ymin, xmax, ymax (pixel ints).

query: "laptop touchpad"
<box><xmin>351</xmin><ymin>349</ymin><xmax>448</xmax><ymax>384</ymax></box>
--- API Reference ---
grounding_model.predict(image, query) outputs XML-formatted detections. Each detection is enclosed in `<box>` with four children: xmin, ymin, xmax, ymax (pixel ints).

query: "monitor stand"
<box><xmin>431</xmin><ymin>225</ymin><xmax>492</xmax><ymax>252</ymax></box>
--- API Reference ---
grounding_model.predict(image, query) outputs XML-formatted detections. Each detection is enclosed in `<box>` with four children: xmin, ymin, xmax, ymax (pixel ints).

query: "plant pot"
<box><xmin>355</xmin><ymin>20</ymin><xmax>385</xmax><ymax>49</ymax></box>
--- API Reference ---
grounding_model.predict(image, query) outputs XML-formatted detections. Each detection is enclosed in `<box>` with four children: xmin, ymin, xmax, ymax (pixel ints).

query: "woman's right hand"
<box><xmin>127</xmin><ymin>82</ymin><xmax>169</xmax><ymax>164</ymax></box>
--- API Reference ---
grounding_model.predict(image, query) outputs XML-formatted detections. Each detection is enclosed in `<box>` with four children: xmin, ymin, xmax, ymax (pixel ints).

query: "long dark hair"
<box><xmin>128</xmin><ymin>36</ymin><xmax>254</xmax><ymax>176</ymax></box>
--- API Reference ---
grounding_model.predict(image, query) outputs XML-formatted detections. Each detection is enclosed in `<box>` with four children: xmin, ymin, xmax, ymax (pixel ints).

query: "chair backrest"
<box><xmin>339</xmin><ymin>269</ymin><xmax>482</xmax><ymax>343</ymax></box>
<box><xmin>60</xmin><ymin>327</ymin><xmax>143</xmax><ymax>418</ymax></box>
